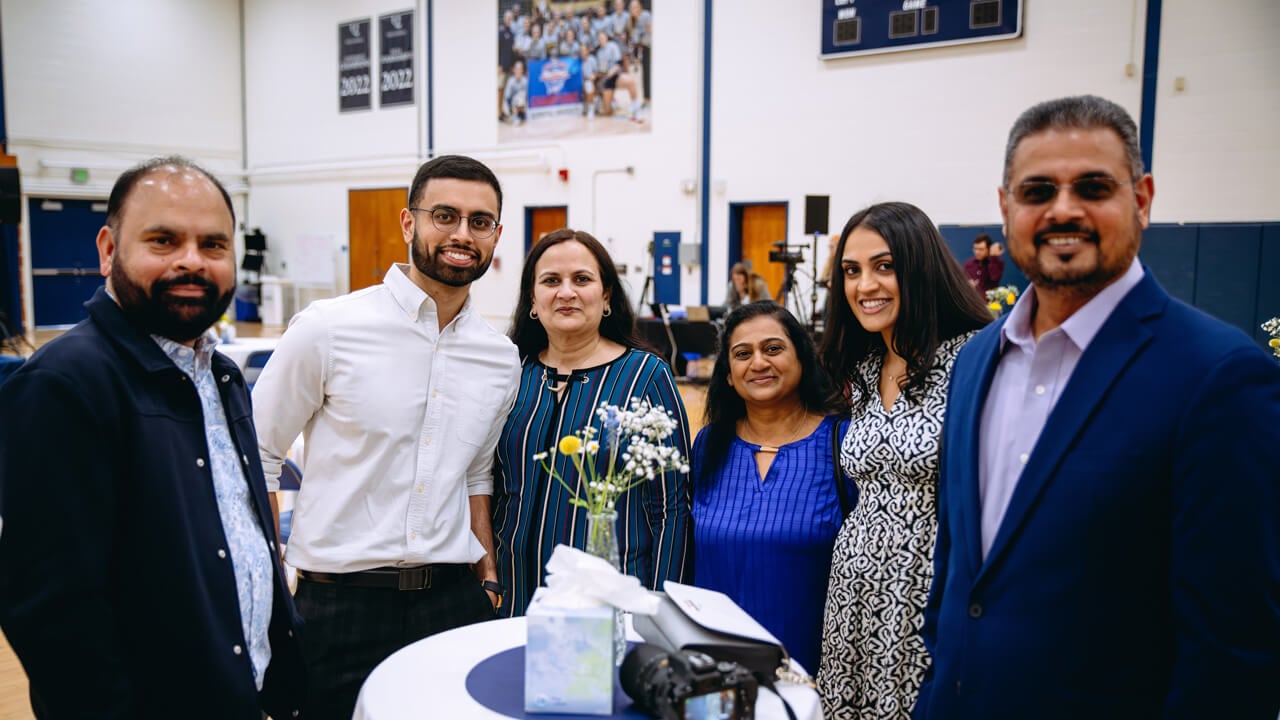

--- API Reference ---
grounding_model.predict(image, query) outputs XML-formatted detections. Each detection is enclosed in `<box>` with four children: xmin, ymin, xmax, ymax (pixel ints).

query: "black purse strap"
<box><xmin>830</xmin><ymin>417</ymin><xmax>851</xmax><ymax>517</ymax></box>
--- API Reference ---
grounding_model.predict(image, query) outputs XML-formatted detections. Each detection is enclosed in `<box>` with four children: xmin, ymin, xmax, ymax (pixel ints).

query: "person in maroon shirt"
<box><xmin>963</xmin><ymin>233</ymin><xmax>1005</xmax><ymax>292</ymax></box>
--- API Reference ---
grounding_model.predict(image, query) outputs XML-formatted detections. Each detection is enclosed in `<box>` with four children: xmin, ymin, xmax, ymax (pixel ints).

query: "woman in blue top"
<box><xmin>492</xmin><ymin>228</ymin><xmax>692</xmax><ymax>617</ymax></box>
<box><xmin>691</xmin><ymin>301</ymin><xmax>854</xmax><ymax>673</ymax></box>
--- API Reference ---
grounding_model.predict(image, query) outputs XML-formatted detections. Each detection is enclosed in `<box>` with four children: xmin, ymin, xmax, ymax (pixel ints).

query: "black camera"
<box><xmin>767</xmin><ymin>240</ymin><xmax>804</xmax><ymax>266</ymax></box>
<box><xmin>620</xmin><ymin>643</ymin><xmax>758</xmax><ymax>719</ymax></box>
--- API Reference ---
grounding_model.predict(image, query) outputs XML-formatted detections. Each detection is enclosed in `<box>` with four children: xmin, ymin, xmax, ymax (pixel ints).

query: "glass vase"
<box><xmin>586</xmin><ymin>509</ymin><xmax>626</xmax><ymax>667</ymax></box>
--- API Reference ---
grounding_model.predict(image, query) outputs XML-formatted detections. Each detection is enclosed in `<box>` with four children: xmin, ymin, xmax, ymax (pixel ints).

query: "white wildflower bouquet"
<box><xmin>1262</xmin><ymin>317</ymin><xmax>1280</xmax><ymax>360</ymax></box>
<box><xmin>534</xmin><ymin>398</ymin><xmax>689</xmax><ymax>516</ymax></box>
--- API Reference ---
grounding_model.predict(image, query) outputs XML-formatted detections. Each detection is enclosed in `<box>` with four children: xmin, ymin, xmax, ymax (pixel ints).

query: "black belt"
<box><xmin>297</xmin><ymin>564</ymin><xmax>471</xmax><ymax>591</ymax></box>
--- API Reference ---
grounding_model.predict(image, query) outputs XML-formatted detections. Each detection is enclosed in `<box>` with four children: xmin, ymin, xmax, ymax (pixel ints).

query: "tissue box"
<box><xmin>525</xmin><ymin>587</ymin><xmax>616</xmax><ymax>715</ymax></box>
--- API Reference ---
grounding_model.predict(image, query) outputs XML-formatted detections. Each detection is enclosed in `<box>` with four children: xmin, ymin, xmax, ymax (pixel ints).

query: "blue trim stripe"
<box><xmin>698</xmin><ymin>0</ymin><xmax>712</xmax><ymax>304</ymax></box>
<box><xmin>1139</xmin><ymin>0</ymin><xmax>1162</xmax><ymax>173</ymax></box>
<box><xmin>426</xmin><ymin>0</ymin><xmax>435</xmax><ymax>158</ymax></box>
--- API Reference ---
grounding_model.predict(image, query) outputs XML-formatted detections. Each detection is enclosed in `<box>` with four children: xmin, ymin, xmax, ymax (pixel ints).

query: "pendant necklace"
<box><xmin>741</xmin><ymin>411</ymin><xmax>811</xmax><ymax>454</ymax></box>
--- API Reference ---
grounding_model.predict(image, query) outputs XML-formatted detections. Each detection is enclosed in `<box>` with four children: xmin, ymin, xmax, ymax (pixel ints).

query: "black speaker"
<box><xmin>804</xmin><ymin>195</ymin><xmax>829</xmax><ymax>235</ymax></box>
<box><xmin>0</xmin><ymin>168</ymin><xmax>20</xmax><ymax>226</ymax></box>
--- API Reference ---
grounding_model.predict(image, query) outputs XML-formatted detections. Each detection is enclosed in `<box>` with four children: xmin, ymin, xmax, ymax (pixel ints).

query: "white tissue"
<box><xmin>540</xmin><ymin>544</ymin><xmax>661</xmax><ymax>615</ymax></box>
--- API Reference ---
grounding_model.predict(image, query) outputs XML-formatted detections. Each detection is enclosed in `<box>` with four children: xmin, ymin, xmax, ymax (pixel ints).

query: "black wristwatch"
<box><xmin>481</xmin><ymin>580</ymin><xmax>505</xmax><ymax>608</ymax></box>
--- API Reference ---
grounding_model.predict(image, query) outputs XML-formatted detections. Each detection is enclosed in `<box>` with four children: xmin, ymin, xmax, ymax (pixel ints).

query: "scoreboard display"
<box><xmin>821</xmin><ymin>0</ymin><xmax>1022</xmax><ymax>59</ymax></box>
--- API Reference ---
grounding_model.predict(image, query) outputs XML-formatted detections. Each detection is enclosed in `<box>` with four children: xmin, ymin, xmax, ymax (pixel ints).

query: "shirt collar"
<box><xmin>383</xmin><ymin>263</ymin><xmax>474</xmax><ymax>323</ymax></box>
<box><xmin>152</xmin><ymin>329</ymin><xmax>219</xmax><ymax>374</ymax></box>
<box><xmin>1000</xmin><ymin>257</ymin><xmax>1145</xmax><ymax>353</ymax></box>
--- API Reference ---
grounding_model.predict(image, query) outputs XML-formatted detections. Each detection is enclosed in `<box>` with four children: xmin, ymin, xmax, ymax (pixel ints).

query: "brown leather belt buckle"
<box><xmin>398</xmin><ymin>566</ymin><xmax>430</xmax><ymax>591</ymax></box>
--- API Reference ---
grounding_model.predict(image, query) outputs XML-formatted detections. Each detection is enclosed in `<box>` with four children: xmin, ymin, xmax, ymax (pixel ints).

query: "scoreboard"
<box><xmin>821</xmin><ymin>0</ymin><xmax>1023</xmax><ymax>59</ymax></box>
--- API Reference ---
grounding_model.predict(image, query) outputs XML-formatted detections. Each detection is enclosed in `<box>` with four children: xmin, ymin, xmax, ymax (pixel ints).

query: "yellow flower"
<box><xmin>558</xmin><ymin>435</ymin><xmax>582</xmax><ymax>455</ymax></box>
<box><xmin>988</xmin><ymin>302</ymin><xmax>1002</xmax><ymax>312</ymax></box>
<box><xmin>1006</xmin><ymin>293</ymin><xmax>1016</xmax><ymax>305</ymax></box>
<box><xmin>1270</xmin><ymin>338</ymin><xmax>1280</xmax><ymax>349</ymax></box>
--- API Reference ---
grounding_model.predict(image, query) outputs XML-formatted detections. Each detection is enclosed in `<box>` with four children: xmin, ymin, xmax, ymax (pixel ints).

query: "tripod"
<box><xmin>777</xmin><ymin>261</ymin><xmax>811</xmax><ymax>329</ymax></box>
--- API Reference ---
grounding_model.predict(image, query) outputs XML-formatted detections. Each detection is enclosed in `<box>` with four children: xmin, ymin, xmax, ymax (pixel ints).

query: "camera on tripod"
<box><xmin>767</xmin><ymin>239</ymin><xmax>805</xmax><ymax>266</ymax></box>
<box><xmin>621</xmin><ymin>643</ymin><xmax>758</xmax><ymax>719</ymax></box>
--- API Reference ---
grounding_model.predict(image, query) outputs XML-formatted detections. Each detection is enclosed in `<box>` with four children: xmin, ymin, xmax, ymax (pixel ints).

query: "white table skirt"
<box><xmin>353</xmin><ymin>616</ymin><xmax>822</xmax><ymax>720</ymax></box>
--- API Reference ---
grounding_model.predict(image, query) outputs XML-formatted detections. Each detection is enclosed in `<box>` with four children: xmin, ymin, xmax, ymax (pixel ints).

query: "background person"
<box><xmin>492</xmin><ymin>228</ymin><xmax>692</xmax><ymax>617</ymax></box>
<box><xmin>817</xmin><ymin>201</ymin><xmax>990</xmax><ymax>719</ymax></box>
<box><xmin>503</xmin><ymin>58</ymin><xmax>529</xmax><ymax>126</ymax></box>
<box><xmin>252</xmin><ymin>155</ymin><xmax>519</xmax><ymax>720</ymax></box>
<box><xmin>0</xmin><ymin>157</ymin><xmax>304</xmax><ymax>719</ymax></box>
<box><xmin>725</xmin><ymin>260</ymin><xmax>771</xmax><ymax>310</ymax></box>
<box><xmin>691</xmin><ymin>301</ymin><xmax>854</xmax><ymax>673</ymax></box>
<box><xmin>963</xmin><ymin>232</ymin><xmax>1004</xmax><ymax>293</ymax></box>
<box><xmin>916</xmin><ymin>95</ymin><xmax>1280</xmax><ymax>719</ymax></box>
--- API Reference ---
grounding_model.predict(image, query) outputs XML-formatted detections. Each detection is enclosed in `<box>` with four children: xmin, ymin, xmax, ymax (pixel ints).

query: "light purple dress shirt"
<box><xmin>978</xmin><ymin>258</ymin><xmax>1145</xmax><ymax>558</ymax></box>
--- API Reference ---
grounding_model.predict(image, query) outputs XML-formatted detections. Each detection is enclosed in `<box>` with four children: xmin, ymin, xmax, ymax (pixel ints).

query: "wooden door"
<box><xmin>349</xmin><ymin>188</ymin><xmax>409</xmax><ymax>292</ymax></box>
<box><xmin>740</xmin><ymin>204</ymin><xmax>788</xmax><ymax>302</ymax></box>
<box><xmin>525</xmin><ymin>206</ymin><xmax>568</xmax><ymax>254</ymax></box>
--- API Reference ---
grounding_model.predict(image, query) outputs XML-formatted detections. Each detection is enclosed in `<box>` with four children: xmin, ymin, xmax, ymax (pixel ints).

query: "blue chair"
<box><xmin>244</xmin><ymin>350</ymin><xmax>273</xmax><ymax>387</ymax></box>
<box><xmin>278</xmin><ymin>458</ymin><xmax>302</xmax><ymax>545</ymax></box>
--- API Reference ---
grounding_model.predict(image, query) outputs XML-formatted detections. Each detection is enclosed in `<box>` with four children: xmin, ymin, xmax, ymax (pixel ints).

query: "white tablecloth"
<box><xmin>353</xmin><ymin>616</ymin><xmax>822</xmax><ymax>720</ymax></box>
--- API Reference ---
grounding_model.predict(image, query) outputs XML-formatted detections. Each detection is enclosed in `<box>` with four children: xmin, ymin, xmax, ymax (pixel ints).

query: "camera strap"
<box><xmin>751</xmin><ymin>671</ymin><xmax>799</xmax><ymax>720</ymax></box>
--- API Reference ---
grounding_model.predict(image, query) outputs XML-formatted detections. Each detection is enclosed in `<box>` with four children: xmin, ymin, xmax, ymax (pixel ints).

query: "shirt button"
<box><xmin>423</xmin><ymin>438</ymin><xmax>432</xmax><ymax>446</ymax></box>
<box><xmin>1034</xmin><ymin>384</ymin><xmax>1046</xmax><ymax>395</ymax></box>
<box><xmin>233</xmin><ymin>645</ymin><xmax>243</xmax><ymax>655</ymax></box>
<box><xmin>217</xmin><ymin>549</ymin><xmax>227</xmax><ymax>559</ymax></box>
<box><xmin>431</xmin><ymin>390</ymin><xmax>439</xmax><ymax>398</ymax></box>
<box><xmin>196</xmin><ymin>458</ymin><xmax>206</xmax><ymax>468</ymax></box>
<box><xmin>270</xmin><ymin>541</ymin><xmax>277</xmax><ymax>551</ymax></box>
<box><xmin>221</xmin><ymin>374</ymin><xmax>231</xmax><ymax>383</ymax></box>
<box><xmin>241</xmin><ymin>454</ymin><xmax>249</xmax><ymax>465</ymax></box>
<box><xmin>288</xmin><ymin>629</ymin><xmax>294</xmax><ymax>638</ymax></box>
<box><xmin>1019</xmin><ymin>453</ymin><xmax>1029</xmax><ymax>464</ymax></box>
<box><xmin>292</xmin><ymin>711</ymin><xmax>300</xmax><ymax>718</ymax></box>
<box><xmin>968</xmin><ymin>603</ymin><xmax>983</xmax><ymax>619</ymax></box>
<box><xmin>417</xmin><ymin>485</ymin><xmax>424</xmax><ymax>493</ymax></box>
<box><xmin>410</xmin><ymin>532</ymin><xmax>417</xmax><ymax>539</ymax></box>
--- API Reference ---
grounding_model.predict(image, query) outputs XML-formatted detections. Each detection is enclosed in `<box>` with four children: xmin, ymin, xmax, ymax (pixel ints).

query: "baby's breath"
<box><xmin>535</xmin><ymin>398</ymin><xmax>687</xmax><ymax>516</ymax></box>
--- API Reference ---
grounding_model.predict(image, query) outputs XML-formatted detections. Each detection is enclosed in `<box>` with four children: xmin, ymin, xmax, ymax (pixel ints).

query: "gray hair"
<box><xmin>1003</xmin><ymin>95</ymin><xmax>1144</xmax><ymax>186</ymax></box>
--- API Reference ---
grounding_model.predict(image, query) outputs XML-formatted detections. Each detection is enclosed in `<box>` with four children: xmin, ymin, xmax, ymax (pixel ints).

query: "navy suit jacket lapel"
<box><xmin>951</xmin><ymin>321</ymin><xmax>1005</xmax><ymax>581</ymax></box>
<box><xmin>976</xmin><ymin>273</ymin><xmax>1167</xmax><ymax>584</ymax></box>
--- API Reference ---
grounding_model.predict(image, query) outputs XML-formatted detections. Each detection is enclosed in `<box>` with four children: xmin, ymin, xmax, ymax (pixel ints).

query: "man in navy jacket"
<box><xmin>915</xmin><ymin>96</ymin><xmax>1280</xmax><ymax>718</ymax></box>
<box><xmin>0</xmin><ymin>157</ymin><xmax>305</xmax><ymax>718</ymax></box>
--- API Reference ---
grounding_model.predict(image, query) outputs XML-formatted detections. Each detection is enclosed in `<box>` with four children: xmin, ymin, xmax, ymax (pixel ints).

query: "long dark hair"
<box><xmin>508</xmin><ymin>228</ymin><xmax>647</xmax><ymax>359</ymax></box>
<box><xmin>820</xmin><ymin>202</ymin><xmax>990</xmax><ymax>403</ymax></box>
<box><xmin>699</xmin><ymin>302</ymin><xmax>846</xmax><ymax>482</ymax></box>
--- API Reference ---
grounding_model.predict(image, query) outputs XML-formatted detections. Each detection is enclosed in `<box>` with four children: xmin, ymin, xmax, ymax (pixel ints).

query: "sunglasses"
<box><xmin>1009</xmin><ymin>175</ymin><xmax>1132</xmax><ymax>205</ymax></box>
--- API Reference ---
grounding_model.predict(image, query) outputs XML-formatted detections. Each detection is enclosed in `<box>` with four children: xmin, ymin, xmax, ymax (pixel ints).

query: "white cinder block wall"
<box><xmin>3</xmin><ymin>0</ymin><xmax>1277</xmax><ymax>330</ymax></box>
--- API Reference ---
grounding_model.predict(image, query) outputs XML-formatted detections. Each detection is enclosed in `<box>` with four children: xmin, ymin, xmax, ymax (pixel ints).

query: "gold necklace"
<box><xmin>740</xmin><ymin>411</ymin><xmax>812</xmax><ymax>454</ymax></box>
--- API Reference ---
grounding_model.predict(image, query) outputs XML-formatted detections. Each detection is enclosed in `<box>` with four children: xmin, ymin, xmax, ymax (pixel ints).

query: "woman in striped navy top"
<box><xmin>492</xmin><ymin>229</ymin><xmax>692</xmax><ymax>617</ymax></box>
<box><xmin>691</xmin><ymin>301</ymin><xmax>854</xmax><ymax>673</ymax></box>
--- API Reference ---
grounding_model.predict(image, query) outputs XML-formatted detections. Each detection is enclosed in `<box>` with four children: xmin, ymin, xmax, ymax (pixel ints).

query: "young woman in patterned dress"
<box><xmin>817</xmin><ymin>202</ymin><xmax>991</xmax><ymax>719</ymax></box>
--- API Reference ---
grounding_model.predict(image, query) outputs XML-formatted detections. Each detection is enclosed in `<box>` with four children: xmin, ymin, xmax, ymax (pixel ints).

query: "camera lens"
<box><xmin>620</xmin><ymin>643</ymin><xmax>672</xmax><ymax>716</ymax></box>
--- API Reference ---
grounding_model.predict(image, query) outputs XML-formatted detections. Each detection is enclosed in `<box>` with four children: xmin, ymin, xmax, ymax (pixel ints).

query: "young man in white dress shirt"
<box><xmin>252</xmin><ymin>154</ymin><xmax>520</xmax><ymax>720</ymax></box>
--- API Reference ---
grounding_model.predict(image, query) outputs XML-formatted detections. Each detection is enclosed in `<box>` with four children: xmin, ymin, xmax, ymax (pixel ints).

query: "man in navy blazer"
<box><xmin>915</xmin><ymin>96</ymin><xmax>1280</xmax><ymax>718</ymax></box>
<box><xmin>0</xmin><ymin>157</ymin><xmax>305</xmax><ymax>718</ymax></box>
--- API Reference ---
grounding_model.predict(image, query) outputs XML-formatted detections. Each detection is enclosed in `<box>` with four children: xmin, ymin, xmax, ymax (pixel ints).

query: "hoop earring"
<box><xmin>529</xmin><ymin>309</ymin><xmax>538</xmax><ymax>319</ymax></box>
<box><xmin>602</xmin><ymin>306</ymin><xmax>612</xmax><ymax>317</ymax></box>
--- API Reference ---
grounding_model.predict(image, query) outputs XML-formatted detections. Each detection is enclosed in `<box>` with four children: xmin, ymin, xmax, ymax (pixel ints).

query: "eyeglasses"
<box><xmin>408</xmin><ymin>207</ymin><xmax>499</xmax><ymax>239</ymax></box>
<box><xmin>1008</xmin><ymin>175</ymin><xmax>1132</xmax><ymax>206</ymax></box>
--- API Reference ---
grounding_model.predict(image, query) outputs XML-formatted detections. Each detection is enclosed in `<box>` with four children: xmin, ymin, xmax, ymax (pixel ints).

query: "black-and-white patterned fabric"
<box><xmin>818</xmin><ymin>331</ymin><xmax>975</xmax><ymax>719</ymax></box>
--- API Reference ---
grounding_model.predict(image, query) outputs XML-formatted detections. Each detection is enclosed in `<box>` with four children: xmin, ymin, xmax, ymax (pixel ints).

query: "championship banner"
<box><xmin>339</xmin><ymin>19</ymin><xmax>372</xmax><ymax>112</ymax></box>
<box><xmin>379</xmin><ymin>10</ymin><xmax>414</xmax><ymax>107</ymax></box>
<box><xmin>527</xmin><ymin>57</ymin><xmax>583</xmax><ymax>116</ymax></box>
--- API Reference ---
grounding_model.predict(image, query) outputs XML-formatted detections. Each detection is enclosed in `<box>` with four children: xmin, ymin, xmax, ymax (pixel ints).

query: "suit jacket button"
<box><xmin>968</xmin><ymin>603</ymin><xmax>983</xmax><ymax>618</ymax></box>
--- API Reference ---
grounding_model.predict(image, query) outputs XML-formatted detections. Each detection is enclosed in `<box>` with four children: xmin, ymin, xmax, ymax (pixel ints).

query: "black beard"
<box><xmin>111</xmin><ymin>263</ymin><xmax>234</xmax><ymax>343</ymax></box>
<box><xmin>410</xmin><ymin>230</ymin><xmax>492</xmax><ymax>288</ymax></box>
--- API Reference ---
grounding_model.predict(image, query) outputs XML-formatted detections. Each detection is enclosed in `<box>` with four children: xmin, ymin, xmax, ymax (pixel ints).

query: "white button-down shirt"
<box><xmin>253</xmin><ymin>265</ymin><xmax>519</xmax><ymax>572</ymax></box>
<box><xmin>978</xmin><ymin>259</ymin><xmax>1145</xmax><ymax>558</ymax></box>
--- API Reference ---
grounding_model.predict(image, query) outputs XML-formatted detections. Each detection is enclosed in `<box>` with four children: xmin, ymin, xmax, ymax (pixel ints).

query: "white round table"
<box><xmin>353</xmin><ymin>616</ymin><xmax>822</xmax><ymax>719</ymax></box>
